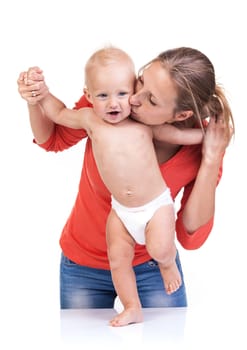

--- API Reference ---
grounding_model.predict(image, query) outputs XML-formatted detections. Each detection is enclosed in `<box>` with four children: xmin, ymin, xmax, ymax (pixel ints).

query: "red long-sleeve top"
<box><xmin>37</xmin><ymin>95</ymin><xmax>221</xmax><ymax>269</ymax></box>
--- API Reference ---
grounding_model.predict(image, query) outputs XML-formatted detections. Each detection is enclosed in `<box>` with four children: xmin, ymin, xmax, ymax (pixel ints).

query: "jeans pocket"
<box><xmin>62</xmin><ymin>253</ymin><xmax>77</xmax><ymax>266</ymax></box>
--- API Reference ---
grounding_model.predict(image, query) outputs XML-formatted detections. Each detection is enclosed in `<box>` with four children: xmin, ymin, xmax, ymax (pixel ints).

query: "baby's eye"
<box><xmin>96</xmin><ymin>93</ymin><xmax>108</xmax><ymax>99</ymax></box>
<box><xmin>118</xmin><ymin>91</ymin><xmax>128</xmax><ymax>97</ymax></box>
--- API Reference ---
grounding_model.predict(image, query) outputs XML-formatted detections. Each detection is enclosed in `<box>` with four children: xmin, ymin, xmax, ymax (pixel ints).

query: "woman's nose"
<box><xmin>130</xmin><ymin>93</ymin><xmax>141</xmax><ymax>106</ymax></box>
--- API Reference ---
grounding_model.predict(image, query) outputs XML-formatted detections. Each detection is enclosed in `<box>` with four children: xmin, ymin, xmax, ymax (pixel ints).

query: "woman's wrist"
<box><xmin>201</xmin><ymin>150</ymin><xmax>223</xmax><ymax>168</ymax></box>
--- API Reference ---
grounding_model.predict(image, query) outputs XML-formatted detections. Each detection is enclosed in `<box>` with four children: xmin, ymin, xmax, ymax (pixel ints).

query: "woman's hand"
<box><xmin>201</xmin><ymin>115</ymin><xmax>233</xmax><ymax>164</ymax></box>
<box><xmin>17</xmin><ymin>67</ymin><xmax>55</xmax><ymax>144</ymax></box>
<box><xmin>17</xmin><ymin>66</ymin><xmax>49</xmax><ymax>105</ymax></box>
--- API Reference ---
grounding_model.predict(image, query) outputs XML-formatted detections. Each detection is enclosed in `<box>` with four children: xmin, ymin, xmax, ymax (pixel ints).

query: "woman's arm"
<box><xmin>17</xmin><ymin>69</ymin><xmax>55</xmax><ymax>144</ymax></box>
<box><xmin>18</xmin><ymin>67</ymin><xmax>94</xmax><ymax>146</ymax></box>
<box><xmin>181</xmin><ymin>115</ymin><xmax>233</xmax><ymax>234</ymax></box>
<box><xmin>21</xmin><ymin>67</ymin><xmax>94</xmax><ymax>131</ymax></box>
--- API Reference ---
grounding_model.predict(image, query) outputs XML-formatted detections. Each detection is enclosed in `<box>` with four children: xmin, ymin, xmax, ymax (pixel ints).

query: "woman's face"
<box><xmin>130</xmin><ymin>61</ymin><xmax>178</xmax><ymax>126</ymax></box>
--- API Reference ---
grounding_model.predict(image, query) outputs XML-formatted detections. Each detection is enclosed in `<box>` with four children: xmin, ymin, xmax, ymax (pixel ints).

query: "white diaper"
<box><xmin>111</xmin><ymin>188</ymin><xmax>174</xmax><ymax>245</ymax></box>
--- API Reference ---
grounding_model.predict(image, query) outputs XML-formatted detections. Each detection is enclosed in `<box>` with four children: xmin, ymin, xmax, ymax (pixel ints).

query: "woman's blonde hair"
<box><xmin>140</xmin><ymin>47</ymin><xmax>234</xmax><ymax>135</ymax></box>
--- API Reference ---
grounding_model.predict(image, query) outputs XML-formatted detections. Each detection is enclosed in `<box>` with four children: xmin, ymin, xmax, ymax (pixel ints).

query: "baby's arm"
<box><xmin>152</xmin><ymin>123</ymin><xmax>203</xmax><ymax>145</ymax></box>
<box><xmin>25</xmin><ymin>66</ymin><xmax>94</xmax><ymax>130</ymax></box>
<box><xmin>39</xmin><ymin>92</ymin><xmax>92</xmax><ymax>130</ymax></box>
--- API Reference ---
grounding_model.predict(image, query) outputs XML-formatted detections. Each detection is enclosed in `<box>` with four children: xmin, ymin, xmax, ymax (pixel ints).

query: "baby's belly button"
<box><xmin>126</xmin><ymin>190</ymin><xmax>133</xmax><ymax>196</ymax></box>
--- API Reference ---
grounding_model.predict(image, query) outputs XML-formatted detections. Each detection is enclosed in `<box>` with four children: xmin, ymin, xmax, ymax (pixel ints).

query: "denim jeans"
<box><xmin>60</xmin><ymin>252</ymin><xmax>187</xmax><ymax>309</ymax></box>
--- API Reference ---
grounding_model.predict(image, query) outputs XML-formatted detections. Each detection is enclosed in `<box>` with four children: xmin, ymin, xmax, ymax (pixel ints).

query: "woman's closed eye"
<box><xmin>137</xmin><ymin>76</ymin><xmax>157</xmax><ymax>105</ymax></box>
<box><xmin>137</xmin><ymin>76</ymin><xmax>144</xmax><ymax>86</ymax></box>
<box><xmin>149</xmin><ymin>96</ymin><xmax>157</xmax><ymax>106</ymax></box>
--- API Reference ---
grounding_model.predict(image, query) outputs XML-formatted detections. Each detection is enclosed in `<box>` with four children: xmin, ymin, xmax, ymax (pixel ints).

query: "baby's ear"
<box><xmin>175</xmin><ymin>110</ymin><xmax>193</xmax><ymax>121</ymax></box>
<box><xmin>83</xmin><ymin>87</ymin><xmax>93</xmax><ymax>104</ymax></box>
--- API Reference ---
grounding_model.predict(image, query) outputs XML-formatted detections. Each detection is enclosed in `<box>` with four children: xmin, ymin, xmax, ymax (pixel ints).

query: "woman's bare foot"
<box><xmin>159</xmin><ymin>261</ymin><xmax>182</xmax><ymax>295</ymax></box>
<box><xmin>109</xmin><ymin>307</ymin><xmax>143</xmax><ymax>327</ymax></box>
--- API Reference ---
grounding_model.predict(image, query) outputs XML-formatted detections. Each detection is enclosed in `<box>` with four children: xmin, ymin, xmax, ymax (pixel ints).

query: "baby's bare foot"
<box><xmin>159</xmin><ymin>261</ymin><xmax>182</xmax><ymax>295</ymax></box>
<box><xmin>109</xmin><ymin>308</ymin><xmax>143</xmax><ymax>327</ymax></box>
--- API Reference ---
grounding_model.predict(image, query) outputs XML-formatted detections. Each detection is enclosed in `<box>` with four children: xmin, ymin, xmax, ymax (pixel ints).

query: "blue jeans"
<box><xmin>60</xmin><ymin>252</ymin><xmax>187</xmax><ymax>309</ymax></box>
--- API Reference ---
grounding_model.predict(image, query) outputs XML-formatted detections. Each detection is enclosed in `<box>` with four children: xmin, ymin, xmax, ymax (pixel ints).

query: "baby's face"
<box><xmin>86</xmin><ymin>64</ymin><xmax>135</xmax><ymax>124</ymax></box>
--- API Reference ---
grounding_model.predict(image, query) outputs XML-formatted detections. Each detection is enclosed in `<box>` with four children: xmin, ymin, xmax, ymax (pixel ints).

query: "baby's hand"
<box><xmin>17</xmin><ymin>66</ymin><xmax>49</xmax><ymax>105</ymax></box>
<box><xmin>24</xmin><ymin>66</ymin><xmax>44</xmax><ymax>85</ymax></box>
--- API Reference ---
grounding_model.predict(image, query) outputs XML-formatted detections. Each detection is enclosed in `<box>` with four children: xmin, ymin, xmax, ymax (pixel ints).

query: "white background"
<box><xmin>1</xmin><ymin>0</ymin><xmax>246</xmax><ymax>349</ymax></box>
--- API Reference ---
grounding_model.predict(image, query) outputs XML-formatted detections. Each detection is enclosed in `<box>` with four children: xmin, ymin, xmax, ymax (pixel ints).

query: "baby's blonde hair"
<box><xmin>85</xmin><ymin>46</ymin><xmax>135</xmax><ymax>88</ymax></box>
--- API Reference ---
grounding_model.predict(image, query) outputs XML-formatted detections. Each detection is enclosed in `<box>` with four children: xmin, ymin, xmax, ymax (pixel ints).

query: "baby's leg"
<box><xmin>158</xmin><ymin>257</ymin><xmax>182</xmax><ymax>295</ymax></box>
<box><xmin>106</xmin><ymin>209</ymin><xmax>143</xmax><ymax>326</ymax></box>
<box><xmin>145</xmin><ymin>204</ymin><xmax>182</xmax><ymax>295</ymax></box>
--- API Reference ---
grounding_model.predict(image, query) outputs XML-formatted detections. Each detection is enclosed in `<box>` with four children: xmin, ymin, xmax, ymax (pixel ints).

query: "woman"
<box><xmin>17</xmin><ymin>47</ymin><xmax>234</xmax><ymax>310</ymax></box>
